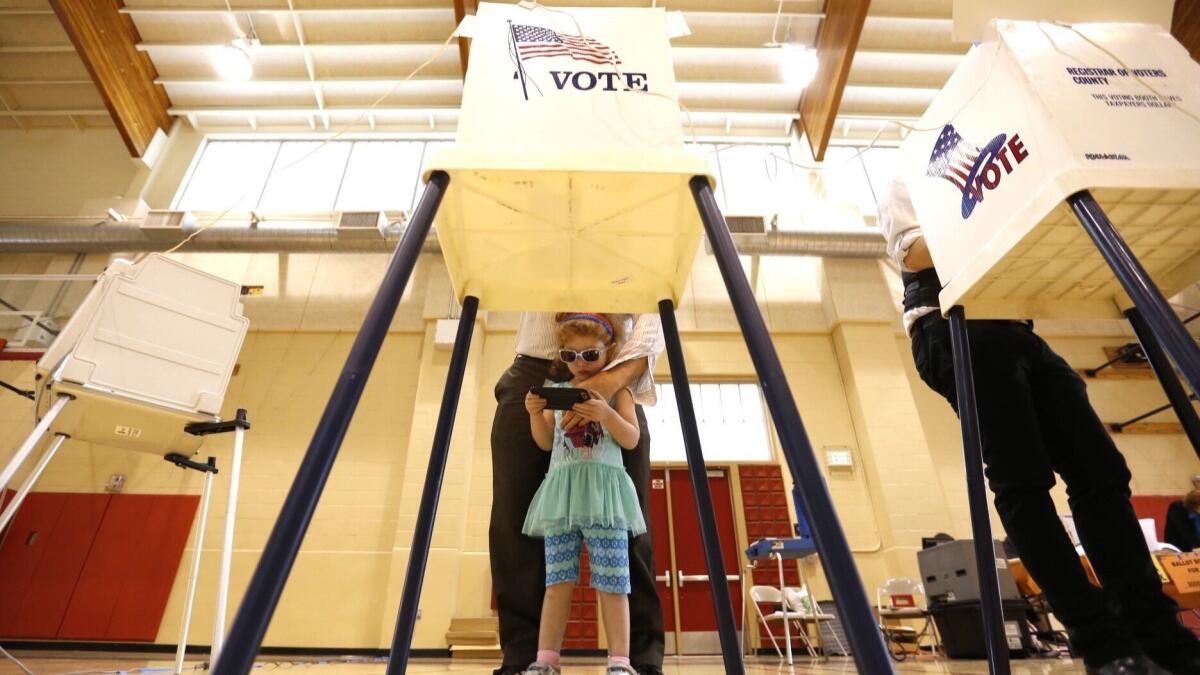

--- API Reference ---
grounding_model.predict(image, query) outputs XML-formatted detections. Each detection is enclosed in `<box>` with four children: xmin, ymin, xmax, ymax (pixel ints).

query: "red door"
<box><xmin>660</xmin><ymin>467</ymin><xmax>742</xmax><ymax>655</ymax></box>
<box><xmin>648</xmin><ymin>469</ymin><xmax>676</xmax><ymax>654</ymax></box>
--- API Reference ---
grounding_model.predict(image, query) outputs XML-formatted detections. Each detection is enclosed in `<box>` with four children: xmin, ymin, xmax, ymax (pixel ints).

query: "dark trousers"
<box><xmin>489</xmin><ymin>356</ymin><xmax>665</xmax><ymax>667</ymax></box>
<box><xmin>910</xmin><ymin>316</ymin><xmax>1190</xmax><ymax>666</ymax></box>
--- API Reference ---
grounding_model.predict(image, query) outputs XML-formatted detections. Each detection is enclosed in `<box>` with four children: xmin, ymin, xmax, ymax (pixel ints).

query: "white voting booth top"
<box><xmin>424</xmin><ymin>3</ymin><xmax>714</xmax><ymax>313</ymax></box>
<box><xmin>34</xmin><ymin>254</ymin><xmax>248</xmax><ymax>456</ymax></box>
<box><xmin>898</xmin><ymin>20</ymin><xmax>1200</xmax><ymax>320</ymax></box>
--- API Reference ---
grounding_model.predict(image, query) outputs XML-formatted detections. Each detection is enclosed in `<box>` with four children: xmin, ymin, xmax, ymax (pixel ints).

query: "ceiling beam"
<box><xmin>799</xmin><ymin>0</ymin><xmax>870</xmax><ymax>160</ymax></box>
<box><xmin>453</xmin><ymin>0</ymin><xmax>472</xmax><ymax>77</ymax></box>
<box><xmin>1173</xmin><ymin>0</ymin><xmax>1200</xmax><ymax>62</ymax></box>
<box><xmin>48</xmin><ymin>0</ymin><xmax>172</xmax><ymax>157</ymax></box>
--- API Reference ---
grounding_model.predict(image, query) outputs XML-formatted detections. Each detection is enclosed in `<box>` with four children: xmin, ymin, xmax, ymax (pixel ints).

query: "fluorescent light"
<box><xmin>779</xmin><ymin>44</ymin><xmax>819</xmax><ymax>87</ymax></box>
<box><xmin>211</xmin><ymin>38</ymin><xmax>257</xmax><ymax>82</ymax></box>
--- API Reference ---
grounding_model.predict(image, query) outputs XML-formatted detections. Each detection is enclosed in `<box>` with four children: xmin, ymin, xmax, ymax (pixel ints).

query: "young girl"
<box><xmin>521</xmin><ymin>313</ymin><xmax>646</xmax><ymax>675</ymax></box>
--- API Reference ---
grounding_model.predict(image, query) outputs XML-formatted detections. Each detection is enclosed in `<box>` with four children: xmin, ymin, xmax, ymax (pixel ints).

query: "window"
<box><xmin>257</xmin><ymin>141</ymin><xmax>353</xmax><ymax>212</ymax></box>
<box><xmin>859</xmin><ymin>146</ymin><xmax>902</xmax><ymax>209</ymax></box>
<box><xmin>175</xmin><ymin>139</ymin><xmax>440</xmax><ymax>213</ymax></box>
<box><xmin>335</xmin><ymin>141</ymin><xmax>426</xmax><ymax>211</ymax></box>
<box><xmin>645</xmin><ymin>382</ymin><xmax>773</xmax><ymax>463</ymax></box>
<box><xmin>175</xmin><ymin>137</ymin><xmax>889</xmax><ymax>221</ymax></box>
<box><xmin>817</xmin><ymin>145</ymin><xmax>903</xmax><ymax>216</ymax></box>
<box><xmin>176</xmin><ymin>141</ymin><xmax>280</xmax><ymax>212</ymax></box>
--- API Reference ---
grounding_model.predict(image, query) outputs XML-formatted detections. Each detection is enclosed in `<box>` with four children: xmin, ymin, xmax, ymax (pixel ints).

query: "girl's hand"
<box><xmin>571</xmin><ymin>390</ymin><xmax>613</xmax><ymax>423</ymax></box>
<box><xmin>525</xmin><ymin>391</ymin><xmax>547</xmax><ymax>416</ymax></box>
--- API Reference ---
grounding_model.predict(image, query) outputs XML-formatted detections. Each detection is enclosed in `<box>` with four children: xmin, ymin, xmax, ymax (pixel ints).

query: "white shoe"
<box><xmin>606</xmin><ymin>665</ymin><xmax>638</xmax><ymax>675</ymax></box>
<box><xmin>521</xmin><ymin>662</ymin><xmax>561</xmax><ymax>675</ymax></box>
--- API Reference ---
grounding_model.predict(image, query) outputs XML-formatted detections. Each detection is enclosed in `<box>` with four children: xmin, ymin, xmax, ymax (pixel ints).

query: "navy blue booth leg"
<box><xmin>946</xmin><ymin>306</ymin><xmax>1011</xmax><ymax>675</ymax></box>
<box><xmin>689</xmin><ymin>176</ymin><xmax>894</xmax><ymax>674</ymax></box>
<box><xmin>658</xmin><ymin>299</ymin><xmax>745</xmax><ymax>675</ymax></box>
<box><xmin>212</xmin><ymin>171</ymin><xmax>450</xmax><ymax>675</ymax></box>
<box><xmin>1125</xmin><ymin>307</ymin><xmax>1200</xmax><ymax>457</ymax></box>
<box><xmin>388</xmin><ymin>295</ymin><xmax>479</xmax><ymax>674</ymax></box>
<box><xmin>1069</xmin><ymin>190</ymin><xmax>1200</xmax><ymax>398</ymax></box>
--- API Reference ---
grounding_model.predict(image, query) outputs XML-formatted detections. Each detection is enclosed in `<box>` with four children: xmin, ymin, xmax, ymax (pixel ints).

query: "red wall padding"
<box><xmin>0</xmin><ymin>492</ymin><xmax>199</xmax><ymax>641</ymax></box>
<box><xmin>59</xmin><ymin>494</ymin><xmax>199</xmax><ymax>640</ymax></box>
<box><xmin>1131</xmin><ymin>494</ymin><xmax>1181</xmax><ymax>542</ymax></box>
<box><xmin>0</xmin><ymin>493</ymin><xmax>109</xmax><ymax>637</ymax></box>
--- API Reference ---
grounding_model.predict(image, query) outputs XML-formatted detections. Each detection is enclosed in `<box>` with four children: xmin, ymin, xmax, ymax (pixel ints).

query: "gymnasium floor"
<box><xmin>0</xmin><ymin>654</ymin><xmax>1091</xmax><ymax>675</ymax></box>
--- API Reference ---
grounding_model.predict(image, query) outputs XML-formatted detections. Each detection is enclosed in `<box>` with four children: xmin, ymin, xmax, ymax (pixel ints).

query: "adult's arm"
<box><xmin>561</xmin><ymin>357</ymin><xmax>648</xmax><ymax>429</ymax></box>
<box><xmin>562</xmin><ymin>314</ymin><xmax>663</xmax><ymax>429</ymax></box>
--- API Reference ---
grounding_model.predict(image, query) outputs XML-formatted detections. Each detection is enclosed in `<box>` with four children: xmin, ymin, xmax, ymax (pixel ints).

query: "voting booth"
<box><xmin>897</xmin><ymin>19</ymin><xmax>1200</xmax><ymax>672</ymax></box>
<box><xmin>899</xmin><ymin>20</ymin><xmax>1200</xmax><ymax>321</ymax></box>
<box><xmin>214</xmin><ymin>5</ymin><xmax>893</xmax><ymax>675</ymax></box>
<box><xmin>428</xmin><ymin>3</ymin><xmax>710</xmax><ymax>312</ymax></box>
<box><xmin>0</xmin><ymin>254</ymin><xmax>251</xmax><ymax>672</ymax></box>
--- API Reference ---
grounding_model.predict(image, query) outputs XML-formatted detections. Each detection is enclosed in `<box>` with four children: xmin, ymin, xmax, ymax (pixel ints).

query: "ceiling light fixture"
<box><xmin>779</xmin><ymin>44</ymin><xmax>819</xmax><ymax>87</ymax></box>
<box><xmin>212</xmin><ymin>37</ymin><xmax>258</xmax><ymax>82</ymax></box>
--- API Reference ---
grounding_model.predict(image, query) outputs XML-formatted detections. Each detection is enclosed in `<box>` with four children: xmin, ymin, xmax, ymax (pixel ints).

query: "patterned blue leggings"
<box><xmin>544</xmin><ymin>527</ymin><xmax>631</xmax><ymax>595</ymax></box>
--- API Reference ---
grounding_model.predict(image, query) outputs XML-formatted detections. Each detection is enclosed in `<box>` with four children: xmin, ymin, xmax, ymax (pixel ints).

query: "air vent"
<box><xmin>141</xmin><ymin>210</ymin><xmax>196</xmax><ymax>229</ymax></box>
<box><xmin>725</xmin><ymin>215</ymin><xmax>767</xmax><ymax>234</ymax></box>
<box><xmin>336</xmin><ymin>211</ymin><xmax>387</xmax><ymax>230</ymax></box>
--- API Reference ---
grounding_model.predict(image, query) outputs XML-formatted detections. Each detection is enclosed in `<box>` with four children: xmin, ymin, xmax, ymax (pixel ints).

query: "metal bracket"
<box><xmin>186</xmin><ymin>409</ymin><xmax>251</xmax><ymax>436</ymax></box>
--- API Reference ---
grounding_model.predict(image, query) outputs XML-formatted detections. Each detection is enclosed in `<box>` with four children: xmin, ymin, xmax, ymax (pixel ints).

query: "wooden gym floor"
<box><xmin>0</xmin><ymin>653</ymin><xmax>1091</xmax><ymax>674</ymax></box>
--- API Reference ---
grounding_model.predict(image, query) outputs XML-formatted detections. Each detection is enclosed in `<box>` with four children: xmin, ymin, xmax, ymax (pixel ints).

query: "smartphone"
<box><xmin>530</xmin><ymin>386</ymin><xmax>590</xmax><ymax>411</ymax></box>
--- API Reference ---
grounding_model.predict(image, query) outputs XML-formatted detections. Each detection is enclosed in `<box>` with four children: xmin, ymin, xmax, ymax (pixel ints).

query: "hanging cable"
<box><xmin>0</xmin><ymin>379</ymin><xmax>34</xmax><ymax>401</ymax></box>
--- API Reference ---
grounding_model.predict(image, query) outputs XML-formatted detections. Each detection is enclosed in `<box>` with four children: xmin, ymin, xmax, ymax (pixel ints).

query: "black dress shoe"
<box><xmin>632</xmin><ymin>664</ymin><xmax>664</xmax><ymax>675</ymax></box>
<box><xmin>493</xmin><ymin>666</ymin><xmax>526</xmax><ymax>675</ymax></box>
<box><xmin>1086</xmin><ymin>655</ymin><xmax>1172</xmax><ymax>675</ymax></box>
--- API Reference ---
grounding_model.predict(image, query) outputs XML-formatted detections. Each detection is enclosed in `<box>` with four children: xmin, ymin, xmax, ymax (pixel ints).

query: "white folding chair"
<box><xmin>876</xmin><ymin>577</ymin><xmax>941</xmax><ymax>659</ymax></box>
<box><xmin>751</xmin><ymin>585</ymin><xmax>833</xmax><ymax>660</ymax></box>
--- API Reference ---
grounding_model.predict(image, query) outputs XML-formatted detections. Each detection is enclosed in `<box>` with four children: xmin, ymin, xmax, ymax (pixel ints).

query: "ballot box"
<box><xmin>425</xmin><ymin>2</ymin><xmax>713</xmax><ymax>313</ymax></box>
<box><xmin>897</xmin><ymin>20</ymin><xmax>1200</xmax><ymax>320</ymax></box>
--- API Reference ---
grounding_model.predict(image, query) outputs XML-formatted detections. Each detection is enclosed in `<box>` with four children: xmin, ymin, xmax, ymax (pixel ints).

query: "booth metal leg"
<box><xmin>1126</xmin><ymin>308</ymin><xmax>1200</xmax><ymax>457</ymax></box>
<box><xmin>212</xmin><ymin>416</ymin><xmax>249</xmax><ymax>663</ymax></box>
<box><xmin>0</xmin><ymin>395</ymin><xmax>70</xmax><ymax>493</ymax></box>
<box><xmin>0</xmin><ymin>433</ymin><xmax>67</xmax><ymax>534</ymax></box>
<box><xmin>213</xmin><ymin>171</ymin><xmax>449</xmax><ymax>675</ymax></box>
<box><xmin>774</xmin><ymin>553</ymin><xmax>792</xmax><ymax>666</ymax></box>
<box><xmin>387</xmin><ymin>296</ymin><xmax>479</xmax><ymax>675</ymax></box>
<box><xmin>175</xmin><ymin>458</ymin><xmax>217</xmax><ymax>675</ymax></box>
<box><xmin>659</xmin><ymin>299</ymin><xmax>745</xmax><ymax>675</ymax></box>
<box><xmin>946</xmin><ymin>306</ymin><xmax>1011</xmax><ymax>675</ymax></box>
<box><xmin>689</xmin><ymin>176</ymin><xmax>894</xmax><ymax>674</ymax></box>
<box><xmin>1069</xmin><ymin>191</ymin><xmax>1200</xmax><ymax>396</ymax></box>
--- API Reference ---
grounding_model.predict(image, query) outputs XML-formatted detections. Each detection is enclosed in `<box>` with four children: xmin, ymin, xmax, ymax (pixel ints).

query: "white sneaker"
<box><xmin>606</xmin><ymin>665</ymin><xmax>638</xmax><ymax>675</ymax></box>
<box><xmin>521</xmin><ymin>662</ymin><xmax>560</xmax><ymax>675</ymax></box>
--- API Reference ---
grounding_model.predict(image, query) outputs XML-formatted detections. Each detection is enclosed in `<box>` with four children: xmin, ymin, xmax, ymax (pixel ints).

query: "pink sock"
<box><xmin>608</xmin><ymin>655</ymin><xmax>631</xmax><ymax>668</ymax></box>
<box><xmin>536</xmin><ymin>650</ymin><xmax>560</xmax><ymax>668</ymax></box>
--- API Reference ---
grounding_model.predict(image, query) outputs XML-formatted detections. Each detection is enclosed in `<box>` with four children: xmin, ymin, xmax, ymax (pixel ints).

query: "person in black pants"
<box><xmin>490</xmin><ymin>313</ymin><xmax>664</xmax><ymax>675</ymax></box>
<box><xmin>882</xmin><ymin>177</ymin><xmax>1200</xmax><ymax>675</ymax></box>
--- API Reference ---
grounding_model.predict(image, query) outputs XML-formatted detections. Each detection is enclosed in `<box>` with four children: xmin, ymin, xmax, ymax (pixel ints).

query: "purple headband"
<box><xmin>559</xmin><ymin>312</ymin><xmax>614</xmax><ymax>338</ymax></box>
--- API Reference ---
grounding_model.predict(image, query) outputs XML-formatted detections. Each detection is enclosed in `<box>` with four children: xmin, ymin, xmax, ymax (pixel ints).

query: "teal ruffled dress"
<box><xmin>522</xmin><ymin>381</ymin><xmax>648</xmax><ymax>538</ymax></box>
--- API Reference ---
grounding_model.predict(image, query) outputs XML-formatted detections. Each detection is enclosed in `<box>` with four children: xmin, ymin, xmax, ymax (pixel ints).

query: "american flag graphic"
<box><xmin>926</xmin><ymin>124</ymin><xmax>980</xmax><ymax>193</ymax></box>
<box><xmin>511</xmin><ymin>24</ymin><xmax>621</xmax><ymax>65</ymax></box>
